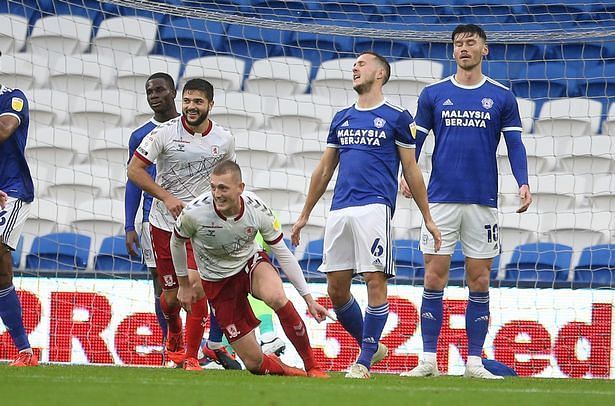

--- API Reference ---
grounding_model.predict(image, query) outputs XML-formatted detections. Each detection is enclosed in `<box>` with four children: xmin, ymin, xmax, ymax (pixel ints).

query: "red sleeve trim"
<box><xmin>264</xmin><ymin>233</ymin><xmax>284</xmax><ymax>246</ymax></box>
<box><xmin>134</xmin><ymin>151</ymin><xmax>153</xmax><ymax>165</ymax></box>
<box><xmin>173</xmin><ymin>228</ymin><xmax>189</xmax><ymax>240</ymax></box>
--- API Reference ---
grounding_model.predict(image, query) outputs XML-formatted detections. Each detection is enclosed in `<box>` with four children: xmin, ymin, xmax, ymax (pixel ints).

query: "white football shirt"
<box><xmin>134</xmin><ymin>116</ymin><xmax>236</xmax><ymax>231</ymax></box>
<box><xmin>174</xmin><ymin>190</ymin><xmax>283</xmax><ymax>281</ymax></box>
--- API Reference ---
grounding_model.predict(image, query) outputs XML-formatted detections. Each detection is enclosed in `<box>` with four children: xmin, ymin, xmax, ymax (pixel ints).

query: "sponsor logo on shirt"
<box><xmin>341</xmin><ymin>120</ymin><xmax>350</xmax><ymax>127</ymax></box>
<box><xmin>443</xmin><ymin>99</ymin><xmax>454</xmax><ymax>106</ymax></box>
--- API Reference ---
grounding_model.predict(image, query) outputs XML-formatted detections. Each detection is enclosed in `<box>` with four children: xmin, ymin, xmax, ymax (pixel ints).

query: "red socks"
<box><xmin>159</xmin><ymin>292</ymin><xmax>182</xmax><ymax>336</ymax></box>
<box><xmin>275</xmin><ymin>301</ymin><xmax>316</xmax><ymax>371</ymax></box>
<box><xmin>184</xmin><ymin>297</ymin><xmax>208</xmax><ymax>359</ymax></box>
<box><xmin>257</xmin><ymin>354</ymin><xmax>285</xmax><ymax>375</ymax></box>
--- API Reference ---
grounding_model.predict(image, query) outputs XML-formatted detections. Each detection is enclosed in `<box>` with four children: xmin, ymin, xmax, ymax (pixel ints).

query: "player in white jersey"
<box><xmin>170</xmin><ymin>160</ymin><xmax>331</xmax><ymax>378</ymax></box>
<box><xmin>400</xmin><ymin>24</ymin><xmax>532</xmax><ymax>380</ymax></box>
<box><xmin>292</xmin><ymin>52</ymin><xmax>441</xmax><ymax>379</ymax></box>
<box><xmin>127</xmin><ymin>78</ymin><xmax>235</xmax><ymax>371</ymax></box>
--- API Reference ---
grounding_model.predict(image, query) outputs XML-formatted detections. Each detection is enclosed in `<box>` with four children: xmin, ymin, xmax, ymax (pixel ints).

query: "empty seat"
<box><xmin>574</xmin><ymin>244</ymin><xmax>615</xmax><ymax>287</ymax></box>
<box><xmin>511</xmin><ymin>62</ymin><xmax>579</xmax><ymax>99</ymax></box>
<box><xmin>49</xmin><ymin>54</ymin><xmax>117</xmax><ymax>94</ymax></box>
<box><xmin>0</xmin><ymin>53</ymin><xmax>47</xmax><ymax>90</ymax></box>
<box><xmin>72</xmin><ymin>199</ymin><xmax>125</xmax><ymax>251</ymax></box>
<box><xmin>179</xmin><ymin>56</ymin><xmax>245</xmax><ymax>92</ymax></box>
<box><xmin>266</xmin><ymin>94</ymin><xmax>334</xmax><ymax>134</ymax></box>
<box><xmin>534</xmin><ymin>98</ymin><xmax>603</xmax><ymax>136</ymax></box>
<box><xmin>244</xmin><ymin>57</ymin><xmax>311</xmax><ymax>97</ymax></box>
<box><xmin>505</xmin><ymin>243</ymin><xmax>572</xmax><ymax>284</ymax></box>
<box><xmin>93</xmin><ymin>16</ymin><xmax>158</xmax><ymax>65</ymax></box>
<box><xmin>557</xmin><ymin>135</ymin><xmax>614</xmax><ymax>175</ymax></box>
<box><xmin>507</xmin><ymin>174</ymin><xmax>585</xmax><ymax>212</ymax></box>
<box><xmin>45</xmin><ymin>165</ymin><xmax>112</xmax><ymax>206</ymax></box>
<box><xmin>391</xmin><ymin>196</ymin><xmax>423</xmax><ymax>240</ymax></box>
<box><xmin>94</xmin><ymin>235</ymin><xmax>147</xmax><ymax>274</ymax></box>
<box><xmin>26</xmin><ymin>126</ymin><xmax>90</xmax><ymax>169</ymax></box>
<box><xmin>497</xmin><ymin>136</ymin><xmax>557</xmax><ymax>176</ymax></box>
<box><xmin>542</xmin><ymin>211</ymin><xmax>610</xmax><ymax>254</ymax></box>
<box><xmin>311</xmin><ymin>58</ymin><xmax>356</xmax><ymax>107</ymax></box>
<box><xmin>0</xmin><ymin>14</ymin><xmax>28</xmax><ymax>53</ymax></box>
<box><xmin>298</xmin><ymin>239</ymin><xmax>323</xmax><ymax>272</ymax></box>
<box><xmin>246</xmin><ymin>168</ymin><xmax>306</xmax><ymax>209</ymax></box>
<box><xmin>226</xmin><ymin>24</ymin><xmax>292</xmax><ymax>60</ymax></box>
<box><xmin>11</xmin><ymin>236</ymin><xmax>23</xmax><ymax>268</ymax></box>
<box><xmin>235</xmin><ymin>130</ymin><xmax>287</xmax><ymax>170</ymax></box>
<box><xmin>588</xmin><ymin>174</ymin><xmax>615</xmax><ymax>212</ymax></box>
<box><xmin>603</xmin><ymin>102</ymin><xmax>615</xmax><ymax>136</ymax></box>
<box><xmin>285</xmin><ymin>137</ymin><xmax>326</xmax><ymax>173</ymax></box>
<box><xmin>69</xmin><ymin>89</ymin><xmax>136</xmax><ymax>135</ymax></box>
<box><xmin>25</xmin><ymin>232</ymin><xmax>91</xmax><ymax>271</ymax></box>
<box><xmin>386</xmin><ymin>59</ymin><xmax>444</xmax><ymax>98</ymax></box>
<box><xmin>28</xmin><ymin>89</ymin><xmax>69</xmax><ymax>127</ymax></box>
<box><xmin>499</xmin><ymin>211</ymin><xmax>540</xmax><ymax>252</ymax></box>
<box><xmin>116</xmin><ymin>55</ymin><xmax>181</xmax><ymax>95</ymax></box>
<box><xmin>28</xmin><ymin>15</ymin><xmax>93</xmax><ymax>62</ymax></box>
<box><xmin>516</xmin><ymin>97</ymin><xmax>536</xmax><ymax>134</ymax></box>
<box><xmin>156</xmin><ymin>17</ymin><xmax>226</xmax><ymax>63</ymax></box>
<box><xmin>210</xmin><ymin>91</ymin><xmax>270</xmax><ymax>130</ymax></box>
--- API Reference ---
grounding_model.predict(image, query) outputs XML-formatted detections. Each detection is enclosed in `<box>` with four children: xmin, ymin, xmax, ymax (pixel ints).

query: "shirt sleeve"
<box><xmin>255</xmin><ymin>197</ymin><xmax>284</xmax><ymax>245</ymax></box>
<box><xmin>135</xmin><ymin>126</ymin><xmax>165</xmax><ymax>165</ymax></box>
<box><xmin>174</xmin><ymin>208</ymin><xmax>196</xmax><ymax>240</ymax></box>
<box><xmin>325</xmin><ymin>111</ymin><xmax>343</xmax><ymax>148</ymax></box>
<box><xmin>0</xmin><ymin>89</ymin><xmax>29</xmax><ymax>125</ymax></box>
<box><xmin>501</xmin><ymin>91</ymin><xmax>523</xmax><ymax>133</ymax></box>
<box><xmin>394</xmin><ymin>109</ymin><xmax>417</xmax><ymax>149</ymax></box>
<box><xmin>414</xmin><ymin>88</ymin><xmax>433</xmax><ymax>157</ymax></box>
<box><xmin>124</xmin><ymin>131</ymin><xmax>143</xmax><ymax>232</ymax></box>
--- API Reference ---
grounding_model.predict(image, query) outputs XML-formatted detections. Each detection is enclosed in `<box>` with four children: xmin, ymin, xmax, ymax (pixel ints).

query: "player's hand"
<box><xmin>517</xmin><ymin>184</ymin><xmax>532</xmax><ymax>213</ymax></box>
<box><xmin>305</xmin><ymin>296</ymin><xmax>336</xmax><ymax>323</ymax></box>
<box><xmin>177</xmin><ymin>285</ymin><xmax>197</xmax><ymax>313</ymax></box>
<box><xmin>399</xmin><ymin>178</ymin><xmax>413</xmax><ymax>199</ymax></box>
<box><xmin>125</xmin><ymin>230</ymin><xmax>140</xmax><ymax>257</ymax></box>
<box><xmin>425</xmin><ymin>219</ymin><xmax>442</xmax><ymax>253</ymax></box>
<box><xmin>0</xmin><ymin>190</ymin><xmax>7</xmax><ymax>209</ymax></box>
<box><xmin>291</xmin><ymin>216</ymin><xmax>307</xmax><ymax>247</ymax></box>
<box><xmin>164</xmin><ymin>195</ymin><xmax>186</xmax><ymax>219</ymax></box>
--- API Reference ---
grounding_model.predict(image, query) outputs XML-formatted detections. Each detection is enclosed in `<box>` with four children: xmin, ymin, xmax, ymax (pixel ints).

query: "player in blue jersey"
<box><xmin>125</xmin><ymin>73</ymin><xmax>240</xmax><ymax>369</ymax></box>
<box><xmin>292</xmin><ymin>52</ymin><xmax>441</xmax><ymax>379</ymax></box>
<box><xmin>400</xmin><ymin>24</ymin><xmax>532</xmax><ymax>380</ymax></box>
<box><xmin>0</xmin><ymin>83</ymin><xmax>38</xmax><ymax>366</ymax></box>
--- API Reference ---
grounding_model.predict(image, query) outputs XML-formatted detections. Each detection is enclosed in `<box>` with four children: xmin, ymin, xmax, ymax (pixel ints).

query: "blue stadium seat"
<box><xmin>352</xmin><ymin>23</ymin><xmax>414</xmax><ymax>59</ymax></box>
<box><xmin>393</xmin><ymin>239</ymin><xmax>424</xmax><ymax>281</ymax></box>
<box><xmin>103</xmin><ymin>0</ymin><xmax>177</xmax><ymax>23</ymax></box>
<box><xmin>182</xmin><ymin>0</ymin><xmax>246</xmax><ymax>14</ymax></box>
<box><xmin>318</xmin><ymin>0</ymin><xmax>385</xmax><ymax>22</ymax></box>
<box><xmin>484</xmin><ymin>24</ymin><xmax>547</xmax><ymax>63</ymax></box>
<box><xmin>581</xmin><ymin>61</ymin><xmax>615</xmax><ymax>101</ymax></box>
<box><xmin>298</xmin><ymin>239</ymin><xmax>324</xmax><ymax>273</ymax></box>
<box><xmin>26</xmin><ymin>232</ymin><xmax>91</xmax><ymax>272</ymax></box>
<box><xmin>156</xmin><ymin>17</ymin><xmax>227</xmax><ymax>63</ymax></box>
<box><xmin>47</xmin><ymin>0</ymin><xmax>106</xmax><ymax>27</ymax></box>
<box><xmin>11</xmin><ymin>236</ymin><xmax>24</xmax><ymax>268</ymax></box>
<box><xmin>505</xmin><ymin>243</ymin><xmax>573</xmax><ymax>284</ymax></box>
<box><xmin>0</xmin><ymin>0</ymin><xmax>49</xmax><ymax>25</ymax></box>
<box><xmin>388</xmin><ymin>0</ymin><xmax>441</xmax><ymax>24</ymax></box>
<box><xmin>94</xmin><ymin>235</ymin><xmax>147</xmax><ymax>274</ymax></box>
<box><xmin>511</xmin><ymin>61</ymin><xmax>580</xmax><ymax>99</ymax></box>
<box><xmin>573</xmin><ymin>244</ymin><xmax>615</xmax><ymax>288</ymax></box>
<box><xmin>483</xmin><ymin>61</ymin><xmax>523</xmax><ymax>87</ymax></box>
<box><xmin>444</xmin><ymin>1</ymin><xmax>515</xmax><ymax>25</ymax></box>
<box><xmin>247</xmin><ymin>1</ymin><xmax>312</xmax><ymax>20</ymax></box>
<box><xmin>517</xmin><ymin>0</ymin><xmax>599</xmax><ymax>27</ymax></box>
<box><xmin>226</xmin><ymin>24</ymin><xmax>292</xmax><ymax>61</ymax></box>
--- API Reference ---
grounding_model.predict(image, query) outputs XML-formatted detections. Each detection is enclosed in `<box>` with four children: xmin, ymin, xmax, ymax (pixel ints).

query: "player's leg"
<box><xmin>141</xmin><ymin>222</ymin><xmax>167</xmax><ymax>343</ymax></box>
<box><xmin>0</xmin><ymin>199</ymin><xmax>37</xmax><ymax>366</ymax></box>
<box><xmin>251</xmin><ymin>255</ymin><xmax>327</xmax><ymax>377</ymax></box>
<box><xmin>402</xmin><ymin>203</ymin><xmax>460</xmax><ymax>377</ymax></box>
<box><xmin>461</xmin><ymin>205</ymin><xmax>502</xmax><ymax>379</ymax></box>
<box><xmin>321</xmin><ymin>208</ymin><xmax>364</xmax><ymax>346</ymax></box>
<box><xmin>182</xmin><ymin>266</ymin><xmax>208</xmax><ymax>368</ymax></box>
<box><xmin>248</xmin><ymin>294</ymin><xmax>285</xmax><ymax>355</ymax></box>
<box><xmin>230</xmin><ymin>330</ymin><xmax>304</xmax><ymax>376</ymax></box>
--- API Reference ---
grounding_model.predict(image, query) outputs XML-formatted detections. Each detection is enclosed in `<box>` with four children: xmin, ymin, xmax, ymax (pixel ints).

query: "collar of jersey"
<box><xmin>450</xmin><ymin>74</ymin><xmax>487</xmax><ymax>90</ymax></box>
<box><xmin>213</xmin><ymin>195</ymin><xmax>245</xmax><ymax>221</ymax></box>
<box><xmin>181</xmin><ymin>115</ymin><xmax>213</xmax><ymax>136</ymax></box>
<box><xmin>353</xmin><ymin>98</ymin><xmax>386</xmax><ymax>112</ymax></box>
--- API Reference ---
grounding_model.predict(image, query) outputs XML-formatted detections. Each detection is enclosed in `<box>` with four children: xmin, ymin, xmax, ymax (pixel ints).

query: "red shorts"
<box><xmin>202</xmin><ymin>251</ymin><xmax>273</xmax><ymax>343</ymax></box>
<box><xmin>150</xmin><ymin>225</ymin><xmax>197</xmax><ymax>290</ymax></box>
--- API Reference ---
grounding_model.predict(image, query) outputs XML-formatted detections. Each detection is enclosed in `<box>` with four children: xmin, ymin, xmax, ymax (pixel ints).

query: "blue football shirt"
<box><xmin>326</xmin><ymin>100</ymin><xmax>416</xmax><ymax>213</ymax></box>
<box><xmin>0</xmin><ymin>86</ymin><xmax>33</xmax><ymax>202</ymax></box>
<box><xmin>415</xmin><ymin>76</ymin><xmax>522</xmax><ymax>208</ymax></box>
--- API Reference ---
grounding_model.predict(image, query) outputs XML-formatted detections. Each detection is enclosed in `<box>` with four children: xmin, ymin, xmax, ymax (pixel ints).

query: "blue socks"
<box><xmin>0</xmin><ymin>285</ymin><xmax>30</xmax><ymax>351</ymax></box>
<box><xmin>208</xmin><ymin>310</ymin><xmax>224</xmax><ymax>344</ymax></box>
<box><xmin>420</xmin><ymin>289</ymin><xmax>444</xmax><ymax>354</ymax></box>
<box><xmin>334</xmin><ymin>296</ymin><xmax>364</xmax><ymax>346</ymax></box>
<box><xmin>466</xmin><ymin>291</ymin><xmax>490</xmax><ymax>357</ymax></box>
<box><xmin>154</xmin><ymin>295</ymin><xmax>168</xmax><ymax>342</ymax></box>
<box><xmin>357</xmin><ymin>303</ymin><xmax>389</xmax><ymax>369</ymax></box>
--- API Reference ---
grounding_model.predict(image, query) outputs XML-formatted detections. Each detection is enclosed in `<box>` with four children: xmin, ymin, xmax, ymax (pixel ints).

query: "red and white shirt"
<box><xmin>174</xmin><ymin>191</ymin><xmax>283</xmax><ymax>281</ymax></box>
<box><xmin>135</xmin><ymin>116</ymin><xmax>235</xmax><ymax>231</ymax></box>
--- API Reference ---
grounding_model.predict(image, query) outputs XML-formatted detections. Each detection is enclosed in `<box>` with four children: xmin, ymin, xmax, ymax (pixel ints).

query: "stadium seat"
<box><xmin>499</xmin><ymin>211</ymin><xmax>540</xmax><ymax>252</ymax></box>
<box><xmin>311</xmin><ymin>58</ymin><xmax>355</xmax><ymax>107</ymax></box>
<box><xmin>298</xmin><ymin>239</ymin><xmax>324</xmax><ymax>273</ymax></box>
<box><xmin>531</xmin><ymin>174</ymin><xmax>586</xmax><ymax>212</ymax></box>
<box><xmin>587</xmin><ymin>174</ymin><xmax>615</xmax><ymax>212</ymax></box>
<box><xmin>88</xmin><ymin>129</ymin><xmax>132</xmax><ymax>181</ymax></box>
<box><xmin>244</xmin><ymin>57</ymin><xmax>311</xmax><ymax>97</ymax></box>
<box><xmin>0</xmin><ymin>14</ymin><xmax>28</xmax><ymax>53</ymax></box>
<box><xmin>156</xmin><ymin>17</ymin><xmax>226</xmax><ymax>63</ymax></box>
<box><xmin>246</xmin><ymin>168</ymin><xmax>306</xmax><ymax>209</ymax></box>
<box><xmin>285</xmin><ymin>137</ymin><xmax>326</xmax><ymax>174</ymax></box>
<box><xmin>93</xmin><ymin>16</ymin><xmax>158</xmax><ymax>65</ymax></box>
<box><xmin>225</xmin><ymin>24</ymin><xmax>293</xmax><ymax>61</ymax></box>
<box><xmin>49</xmin><ymin>53</ymin><xmax>117</xmax><ymax>94</ymax></box>
<box><xmin>557</xmin><ymin>135</ymin><xmax>614</xmax><ymax>175</ymax></box>
<box><xmin>573</xmin><ymin>244</ymin><xmax>615</xmax><ymax>287</ymax></box>
<box><xmin>388</xmin><ymin>0</ymin><xmax>440</xmax><ymax>25</ymax></box>
<box><xmin>511</xmin><ymin>62</ymin><xmax>579</xmax><ymax>99</ymax></box>
<box><xmin>543</xmin><ymin>211</ymin><xmax>610</xmax><ymax>255</ymax></box>
<box><xmin>102</xmin><ymin>0</ymin><xmax>174</xmax><ymax>23</ymax></box>
<box><xmin>72</xmin><ymin>199</ymin><xmax>126</xmax><ymax>252</ymax></box>
<box><xmin>21</xmin><ymin>197</ymin><xmax>63</xmax><ymax>240</ymax></box>
<box><xmin>25</xmin><ymin>232</ymin><xmax>91</xmax><ymax>272</ymax></box>
<box><xmin>210</xmin><ymin>91</ymin><xmax>270</xmax><ymax>130</ymax></box>
<box><xmin>45</xmin><ymin>165</ymin><xmax>112</xmax><ymax>207</ymax></box>
<box><xmin>534</xmin><ymin>98</ymin><xmax>603</xmax><ymax>136</ymax></box>
<box><xmin>69</xmin><ymin>89</ymin><xmax>137</xmax><ymax>135</ymax></box>
<box><xmin>582</xmin><ymin>61</ymin><xmax>615</xmax><ymax>101</ymax></box>
<box><xmin>11</xmin><ymin>236</ymin><xmax>23</xmax><ymax>268</ymax></box>
<box><xmin>352</xmin><ymin>34</ymin><xmax>413</xmax><ymax>59</ymax></box>
<box><xmin>117</xmin><ymin>55</ymin><xmax>181</xmax><ymax>95</ymax></box>
<box><xmin>0</xmin><ymin>0</ymin><xmax>47</xmax><ymax>25</ymax></box>
<box><xmin>0</xmin><ymin>53</ymin><xmax>48</xmax><ymax>90</ymax></box>
<box><xmin>392</xmin><ymin>196</ymin><xmax>423</xmax><ymax>241</ymax></box>
<box><xmin>179</xmin><ymin>56</ymin><xmax>246</xmax><ymax>92</ymax></box>
<box><xmin>516</xmin><ymin>97</ymin><xmax>536</xmax><ymax>134</ymax></box>
<box><xmin>47</xmin><ymin>0</ymin><xmax>107</xmax><ymax>27</ymax></box>
<box><xmin>393</xmin><ymin>239</ymin><xmax>424</xmax><ymax>281</ymax></box>
<box><xmin>497</xmin><ymin>136</ymin><xmax>557</xmax><ymax>176</ymax></box>
<box><xmin>235</xmin><ymin>130</ymin><xmax>288</xmax><ymax>170</ymax></box>
<box><xmin>94</xmin><ymin>235</ymin><xmax>148</xmax><ymax>274</ymax></box>
<box><xmin>266</xmin><ymin>94</ymin><xmax>334</xmax><ymax>134</ymax></box>
<box><xmin>28</xmin><ymin>15</ymin><xmax>93</xmax><ymax>63</ymax></box>
<box><xmin>26</xmin><ymin>126</ymin><xmax>90</xmax><ymax>169</ymax></box>
<box><xmin>504</xmin><ymin>243</ymin><xmax>573</xmax><ymax>284</ymax></box>
<box><xmin>28</xmin><ymin>89</ymin><xmax>69</xmax><ymax>127</ymax></box>
<box><xmin>603</xmin><ymin>102</ymin><xmax>615</xmax><ymax>136</ymax></box>
<box><xmin>386</xmin><ymin>59</ymin><xmax>444</xmax><ymax>98</ymax></box>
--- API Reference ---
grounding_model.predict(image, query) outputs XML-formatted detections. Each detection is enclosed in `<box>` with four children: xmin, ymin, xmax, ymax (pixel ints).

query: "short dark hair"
<box><xmin>182</xmin><ymin>78</ymin><xmax>214</xmax><ymax>102</ymax></box>
<box><xmin>452</xmin><ymin>24</ymin><xmax>487</xmax><ymax>43</ymax></box>
<box><xmin>359</xmin><ymin>51</ymin><xmax>391</xmax><ymax>85</ymax></box>
<box><xmin>212</xmin><ymin>160</ymin><xmax>242</xmax><ymax>182</ymax></box>
<box><xmin>146</xmin><ymin>72</ymin><xmax>175</xmax><ymax>90</ymax></box>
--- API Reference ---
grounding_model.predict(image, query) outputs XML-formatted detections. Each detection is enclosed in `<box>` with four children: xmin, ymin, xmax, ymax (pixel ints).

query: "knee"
<box><xmin>243</xmin><ymin>353</ymin><xmax>263</xmax><ymax>374</ymax></box>
<box><xmin>424</xmin><ymin>270</ymin><xmax>446</xmax><ymax>290</ymax></box>
<box><xmin>0</xmin><ymin>251</ymin><xmax>13</xmax><ymax>289</ymax></box>
<box><xmin>264</xmin><ymin>291</ymin><xmax>287</xmax><ymax>311</ymax></box>
<box><xmin>327</xmin><ymin>283</ymin><xmax>350</xmax><ymax>307</ymax></box>
<box><xmin>467</xmin><ymin>273</ymin><xmax>490</xmax><ymax>291</ymax></box>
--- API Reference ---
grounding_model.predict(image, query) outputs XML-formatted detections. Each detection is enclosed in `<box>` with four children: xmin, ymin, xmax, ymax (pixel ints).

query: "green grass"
<box><xmin>2</xmin><ymin>365</ymin><xmax>614</xmax><ymax>406</ymax></box>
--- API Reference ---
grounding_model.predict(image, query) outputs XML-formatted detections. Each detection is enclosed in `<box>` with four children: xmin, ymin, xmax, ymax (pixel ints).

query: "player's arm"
<box><xmin>0</xmin><ymin>189</ymin><xmax>7</xmax><ymax>209</ymax></box>
<box><xmin>503</xmin><ymin>129</ymin><xmax>532</xmax><ymax>213</ymax></box>
<box><xmin>291</xmin><ymin>147</ymin><xmax>339</xmax><ymax>246</ymax></box>
<box><xmin>0</xmin><ymin>111</ymin><xmax>21</xmax><ymax>143</ymax></box>
<box><xmin>170</xmin><ymin>214</ymin><xmax>197</xmax><ymax>312</ymax></box>
<box><xmin>399</xmin><ymin>146</ymin><xmax>441</xmax><ymax>252</ymax></box>
<box><xmin>124</xmin><ymin>134</ymin><xmax>144</xmax><ymax>256</ymax></box>
<box><xmin>268</xmin><ymin>240</ymin><xmax>335</xmax><ymax>322</ymax></box>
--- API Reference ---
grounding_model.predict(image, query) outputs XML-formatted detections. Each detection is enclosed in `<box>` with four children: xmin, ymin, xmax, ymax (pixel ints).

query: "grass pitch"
<box><xmin>2</xmin><ymin>364</ymin><xmax>614</xmax><ymax>406</ymax></box>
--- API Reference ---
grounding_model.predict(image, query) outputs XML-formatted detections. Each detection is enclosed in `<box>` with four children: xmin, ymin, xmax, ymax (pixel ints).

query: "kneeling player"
<box><xmin>170</xmin><ymin>160</ymin><xmax>331</xmax><ymax>377</ymax></box>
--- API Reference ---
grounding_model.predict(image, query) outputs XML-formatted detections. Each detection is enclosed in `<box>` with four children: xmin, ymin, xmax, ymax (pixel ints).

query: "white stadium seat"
<box><xmin>557</xmin><ymin>135</ymin><xmax>614</xmax><ymax>175</ymax></box>
<box><xmin>69</xmin><ymin>89</ymin><xmax>136</xmax><ymax>135</ymax></box>
<box><xmin>235</xmin><ymin>130</ymin><xmax>287</xmax><ymax>170</ymax></box>
<box><xmin>392</xmin><ymin>195</ymin><xmax>423</xmax><ymax>240</ymax></box>
<box><xmin>500</xmin><ymin>173</ymin><xmax>586</xmax><ymax>212</ymax></box>
<box><xmin>311</xmin><ymin>58</ymin><xmax>356</xmax><ymax>107</ymax></box>
<box><xmin>244</xmin><ymin>57</ymin><xmax>311</xmax><ymax>97</ymax></box>
<box><xmin>210</xmin><ymin>91</ymin><xmax>271</xmax><ymax>130</ymax></box>
<box><xmin>180</xmin><ymin>56</ymin><xmax>245</xmax><ymax>92</ymax></box>
<box><xmin>92</xmin><ymin>17</ymin><xmax>158</xmax><ymax>65</ymax></box>
<box><xmin>28</xmin><ymin>89</ymin><xmax>69</xmax><ymax>126</ymax></box>
<box><xmin>285</xmin><ymin>136</ymin><xmax>326</xmax><ymax>174</ymax></box>
<box><xmin>246</xmin><ymin>169</ymin><xmax>307</xmax><ymax>210</ymax></box>
<box><xmin>516</xmin><ymin>97</ymin><xmax>536</xmax><ymax>134</ymax></box>
<box><xmin>602</xmin><ymin>103</ymin><xmax>615</xmax><ymax>136</ymax></box>
<box><xmin>266</xmin><ymin>94</ymin><xmax>334</xmax><ymax>134</ymax></box>
<box><xmin>588</xmin><ymin>174</ymin><xmax>615</xmax><ymax>212</ymax></box>
<box><xmin>49</xmin><ymin>54</ymin><xmax>117</xmax><ymax>94</ymax></box>
<box><xmin>497</xmin><ymin>136</ymin><xmax>557</xmax><ymax>175</ymax></box>
<box><xmin>0</xmin><ymin>14</ymin><xmax>28</xmax><ymax>53</ymax></box>
<box><xmin>0</xmin><ymin>53</ymin><xmax>48</xmax><ymax>89</ymax></box>
<box><xmin>534</xmin><ymin>97</ymin><xmax>603</xmax><ymax>136</ymax></box>
<box><xmin>117</xmin><ymin>55</ymin><xmax>181</xmax><ymax>95</ymax></box>
<box><xmin>542</xmin><ymin>210</ymin><xmax>610</xmax><ymax>253</ymax></box>
<box><xmin>28</xmin><ymin>16</ymin><xmax>92</xmax><ymax>62</ymax></box>
<box><xmin>386</xmin><ymin>59</ymin><xmax>444</xmax><ymax>98</ymax></box>
<box><xmin>72</xmin><ymin>199</ymin><xmax>125</xmax><ymax>253</ymax></box>
<box><xmin>45</xmin><ymin>165</ymin><xmax>112</xmax><ymax>206</ymax></box>
<box><xmin>26</xmin><ymin>126</ymin><xmax>90</xmax><ymax>169</ymax></box>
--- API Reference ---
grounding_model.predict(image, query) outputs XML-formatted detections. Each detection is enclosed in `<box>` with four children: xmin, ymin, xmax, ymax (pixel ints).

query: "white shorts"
<box><xmin>0</xmin><ymin>197</ymin><xmax>31</xmax><ymax>250</ymax></box>
<box><xmin>140</xmin><ymin>221</ymin><xmax>156</xmax><ymax>268</ymax></box>
<box><xmin>420</xmin><ymin>203</ymin><xmax>499</xmax><ymax>259</ymax></box>
<box><xmin>319</xmin><ymin>203</ymin><xmax>394</xmax><ymax>277</ymax></box>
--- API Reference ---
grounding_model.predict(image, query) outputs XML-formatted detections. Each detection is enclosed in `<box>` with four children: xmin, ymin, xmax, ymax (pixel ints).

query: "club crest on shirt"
<box><xmin>481</xmin><ymin>98</ymin><xmax>494</xmax><ymax>109</ymax></box>
<box><xmin>11</xmin><ymin>97</ymin><xmax>24</xmax><ymax>112</ymax></box>
<box><xmin>211</xmin><ymin>145</ymin><xmax>219</xmax><ymax>156</ymax></box>
<box><xmin>245</xmin><ymin>227</ymin><xmax>255</xmax><ymax>236</ymax></box>
<box><xmin>373</xmin><ymin>117</ymin><xmax>386</xmax><ymax>128</ymax></box>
